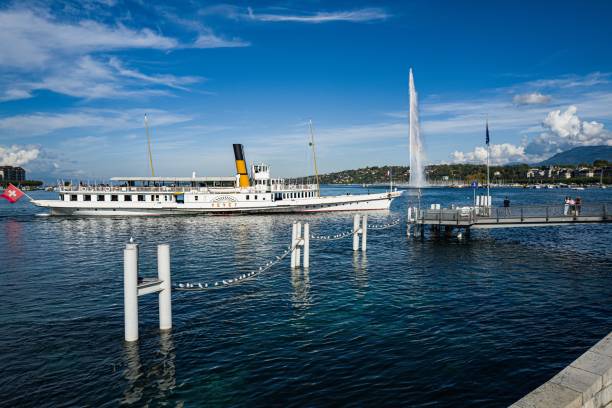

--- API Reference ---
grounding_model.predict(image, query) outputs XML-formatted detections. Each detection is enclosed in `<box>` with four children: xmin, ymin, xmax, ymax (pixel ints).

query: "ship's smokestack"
<box><xmin>233</xmin><ymin>144</ymin><xmax>250</xmax><ymax>187</ymax></box>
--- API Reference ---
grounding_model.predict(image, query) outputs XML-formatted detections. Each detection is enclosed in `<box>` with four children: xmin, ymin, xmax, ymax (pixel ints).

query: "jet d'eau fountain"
<box><xmin>409</xmin><ymin>68</ymin><xmax>426</xmax><ymax>187</ymax></box>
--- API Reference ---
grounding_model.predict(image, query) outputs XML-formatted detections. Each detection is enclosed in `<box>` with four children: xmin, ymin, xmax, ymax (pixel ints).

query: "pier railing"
<box><xmin>410</xmin><ymin>203</ymin><xmax>610</xmax><ymax>226</ymax></box>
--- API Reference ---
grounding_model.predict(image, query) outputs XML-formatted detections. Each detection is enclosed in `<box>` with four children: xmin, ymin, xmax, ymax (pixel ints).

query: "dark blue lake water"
<box><xmin>1</xmin><ymin>186</ymin><xmax>611</xmax><ymax>407</ymax></box>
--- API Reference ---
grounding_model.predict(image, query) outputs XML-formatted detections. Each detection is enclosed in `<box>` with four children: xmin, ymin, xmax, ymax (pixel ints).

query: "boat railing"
<box><xmin>271</xmin><ymin>184</ymin><xmax>317</xmax><ymax>192</ymax></box>
<box><xmin>61</xmin><ymin>186</ymin><xmax>216</xmax><ymax>193</ymax></box>
<box><xmin>60</xmin><ymin>183</ymin><xmax>319</xmax><ymax>194</ymax></box>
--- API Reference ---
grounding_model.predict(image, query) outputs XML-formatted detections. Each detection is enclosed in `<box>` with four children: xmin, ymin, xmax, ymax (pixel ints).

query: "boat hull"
<box><xmin>33</xmin><ymin>192</ymin><xmax>401</xmax><ymax>216</ymax></box>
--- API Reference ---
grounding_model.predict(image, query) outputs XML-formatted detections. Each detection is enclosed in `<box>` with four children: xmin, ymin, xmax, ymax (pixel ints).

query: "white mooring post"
<box><xmin>362</xmin><ymin>214</ymin><xmax>368</xmax><ymax>252</ymax></box>
<box><xmin>303</xmin><ymin>223</ymin><xmax>310</xmax><ymax>268</ymax></box>
<box><xmin>353</xmin><ymin>214</ymin><xmax>360</xmax><ymax>251</ymax></box>
<box><xmin>124</xmin><ymin>244</ymin><xmax>139</xmax><ymax>342</ymax></box>
<box><xmin>352</xmin><ymin>214</ymin><xmax>367</xmax><ymax>251</ymax></box>
<box><xmin>296</xmin><ymin>222</ymin><xmax>302</xmax><ymax>268</ymax></box>
<box><xmin>290</xmin><ymin>222</ymin><xmax>309</xmax><ymax>269</ymax></box>
<box><xmin>157</xmin><ymin>244</ymin><xmax>172</xmax><ymax>332</ymax></box>
<box><xmin>123</xmin><ymin>242</ymin><xmax>173</xmax><ymax>342</ymax></box>
<box><xmin>291</xmin><ymin>222</ymin><xmax>297</xmax><ymax>268</ymax></box>
<box><xmin>407</xmin><ymin>207</ymin><xmax>412</xmax><ymax>237</ymax></box>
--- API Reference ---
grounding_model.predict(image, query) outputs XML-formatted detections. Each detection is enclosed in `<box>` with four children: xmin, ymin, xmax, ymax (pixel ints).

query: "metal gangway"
<box><xmin>408</xmin><ymin>203</ymin><xmax>611</xmax><ymax>233</ymax></box>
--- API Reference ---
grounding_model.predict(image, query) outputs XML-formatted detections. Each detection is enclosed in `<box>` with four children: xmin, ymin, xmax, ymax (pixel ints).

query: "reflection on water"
<box><xmin>122</xmin><ymin>332</ymin><xmax>177</xmax><ymax>405</ymax></box>
<box><xmin>291</xmin><ymin>267</ymin><xmax>311</xmax><ymax>310</ymax></box>
<box><xmin>1</xmin><ymin>188</ymin><xmax>611</xmax><ymax>407</ymax></box>
<box><xmin>122</xmin><ymin>342</ymin><xmax>142</xmax><ymax>404</ymax></box>
<box><xmin>4</xmin><ymin>219</ymin><xmax>24</xmax><ymax>264</ymax></box>
<box><xmin>352</xmin><ymin>252</ymin><xmax>368</xmax><ymax>294</ymax></box>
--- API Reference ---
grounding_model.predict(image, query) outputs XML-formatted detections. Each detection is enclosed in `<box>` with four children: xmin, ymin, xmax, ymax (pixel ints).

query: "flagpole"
<box><xmin>145</xmin><ymin>113</ymin><xmax>155</xmax><ymax>177</ymax></box>
<box><xmin>487</xmin><ymin>144</ymin><xmax>490</xmax><ymax>200</ymax></box>
<box><xmin>308</xmin><ymin>120</ymin><xmax>321</xmax><ymax>197</ymax></box>
<box><xmin>486</xmin><ymin>120</ymin><xmax>491</xmax><ymax>207</ymax></box>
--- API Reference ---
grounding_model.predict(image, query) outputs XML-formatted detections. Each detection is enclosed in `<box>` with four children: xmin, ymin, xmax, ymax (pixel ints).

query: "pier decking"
<box><xmin>408</xmin><ymin>203</ymin><xmax>611</xmax><ymax>230</ymax></box>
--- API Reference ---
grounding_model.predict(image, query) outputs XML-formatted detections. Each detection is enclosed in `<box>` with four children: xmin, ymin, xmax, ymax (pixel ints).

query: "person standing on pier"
<box><xmin>568</xmin><ymin>197</ymin><xmax>576</xmax><ymax>215</ymax></box>
<box><xmin>503</xmin><ymin>196</ymin><xmax>511</xmax><ymax>215</ymax></box>
<box><xmin>575</xmin><ymin>197</ymin><xmax>582</xmax><ymax>216</ymax></box>
<box><xmin>564</xmin><ymin>196</ymin><xmax>570</xmax><ymax>215</ymax></box>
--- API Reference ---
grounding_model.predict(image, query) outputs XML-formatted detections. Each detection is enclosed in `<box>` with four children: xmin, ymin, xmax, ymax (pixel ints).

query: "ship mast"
<box><xmin>144</xmin><ymin>113</ymin><xmax>155</xmax><ymax>177</ymax></box>
<box><xmin>308</xmin><ymin>119</ymin><xmax>321</xmax><ymax>197</ymax></box>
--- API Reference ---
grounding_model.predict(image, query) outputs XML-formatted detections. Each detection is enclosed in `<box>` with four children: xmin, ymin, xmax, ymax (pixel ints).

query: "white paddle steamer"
<box><xmin>32</xmin><ymin>144</ymin><xmax>400</xmax><ymax>216</ymax></box>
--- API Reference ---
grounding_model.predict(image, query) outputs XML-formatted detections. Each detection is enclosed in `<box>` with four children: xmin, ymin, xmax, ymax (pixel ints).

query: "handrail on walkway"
<box><xmin>408</xmin><ymin>202</ymin><xmax>611</xmax><ymax>227</ymax></box>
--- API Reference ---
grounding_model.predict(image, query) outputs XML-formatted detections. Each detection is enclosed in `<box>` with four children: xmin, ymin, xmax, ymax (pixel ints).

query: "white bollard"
<box><xmin>124</xmin><ymin>245</ymin><xmax>139</xmax><ymax>342</ymax></box>
<box><xmin>361</xmin><ymin>214</ymin><xmax>368</xmax><ymax>252</ymax></box>
<box><xmin>157</xmin><ymin>244</ymin><xmax>172</xmax><ymax>332</ymax></box>
<box><xmin>407</xmin><ymin>207</ymin><xmax>412</xmax><ymax>237</ymax></box>
<box><xmin>353</xmin><ymin>214</ymin><xmax>360</xmax><ymax>251</ymax></box>
<box><xmin>296</xmin><ymin>222</ymin><xmax>302</xmax><ymax>267</ymax></box>
<box><xmin>303</xmin><ymin>223</ymin><xmax>310</xmax><ymax>268</ymax></box>
<box><xmin>291</xmin><ymin>222</ymin><xmax>297</xmax><ymax>268</ymax></box>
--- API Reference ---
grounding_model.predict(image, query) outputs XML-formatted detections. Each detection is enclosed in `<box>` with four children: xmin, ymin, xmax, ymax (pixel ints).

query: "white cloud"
<box><xmin>0</xmin><ymin>108</ymin><xmax>193</xmax><ymax>137</ymax></box>
<box><xmin>201</xmin><ymin>5</ymin><xmax>389</xmax><ymax>23</ymax></box>
<box><xmin>246</xmin><ymin>7</ymin><xmax>389</xmax><ymax>23</ymax></box>
<box><xmin>451</xmin><ymin>105</ymin><xmax>612</xmax><ymax>164</ymax></box>
<box><xmin>525</xmin><ymin>105</ymin><xmax>612</xmax><ymax>156</ymax></box>
<box><xmin>0</xmin><ymin>7</ymin><xmax>241</xmax><ymax>102</ymax></box>
<box><xmin>0</xmin><ymin>145</ymin><xmax>40</xmax><ymax>166</ymax></box>
<box><xmin>543</xmin><ymin>106</ymin><xmax>582</xmax><ymax>139</ymax></box>
<box><xmin>513</xmin><ymin>92</ymin><xmax>551</xmax><ymax>105</ymax></box>
<box><xmin>0</xmin><ymin>8</ymin><xmax>177</xmax><ymax>70</ymax></box>
<box><xmin>451</xmin><ymin>143</ymin><xmax>528</xmax><ymax>165</ymax></box>
<box><xmin>522</xmin><ymin>72</ymin><xmax>610</xmax><ymax>90</ymax></box>
<box><xmin>2</xmin><ymin>55</ymin><xmax>203</xmax><ymax>101</ymax></box>
<box><xmin>107</xmin><ymin>57</ymin><xmax>201</xmax><ymax>90</ymax></box>
<box><xmin>194</xmin><ymin>32</ymin><xmax>250</xmax><ymax>48</ymax></box>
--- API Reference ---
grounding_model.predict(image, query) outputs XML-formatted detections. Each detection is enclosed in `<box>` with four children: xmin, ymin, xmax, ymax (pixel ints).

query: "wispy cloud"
<box><xmin>0</xmin><ymin>8</ymin><xmax>178</xmax><ymax>69</ymax></box>
<box><xmin>0</xmin><ymin>7</ymin><xmax>243</xmax><ymax>102</ymax></box>
<box><xmin>246</xmin><ymin>7</ymin><xmax>389</xmax><ymax>23</ymax></box>
<box><xmin>521</xmin><ymin>72</ymin><xmax>611</xmax><ymax>90</ymax></box>
<box><xmin>193</xmin><ymin>32</ymin><xmax>249</xmax><ymax>48</ymax></box>
<box><xmin>0</xmin><ymin>108</ymin><xmax>193</xmax><ymax>137</ymax></box>
<box><xmin>1</xmin><ymin>55</ymin><xmax>203</xmax><ymax>101</ymax></box>
<box><xmin>154</xmin><ymin>7</ymin><xmax>250</xmax><ymax>48</ymax></box>
<box><xmin>200</xmin><ymin>5</ymin><xmax>389</xmax><ymax>24</ymax></box>
<box><xmin>513</xmin><ymin>92</ymin><xmax>551</xmax><ymax>105</ymax></box>
<box><xmin>107</xmin><ymin>57</ymin><xmax>201</xmax><ymax>90</ymax></box>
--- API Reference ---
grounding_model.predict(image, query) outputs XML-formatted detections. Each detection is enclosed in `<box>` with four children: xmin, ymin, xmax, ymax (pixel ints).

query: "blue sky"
<box><xmin>0</xmin><ymin>0</ymin><xmax>611</xmax><ymax>180</ymax></box>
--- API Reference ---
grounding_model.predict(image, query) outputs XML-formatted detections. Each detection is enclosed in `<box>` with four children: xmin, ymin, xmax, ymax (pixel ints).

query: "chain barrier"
<box><xmin>175</xmin><ymin>217</ymin><xmax>401</xmax><ymax>291</ymax></box>
<box><xmin>309</xmin><ymin>229</ymin><xmax>356</xmax><ymax>241</ymax></box>
<box><xmin>310</xmin><ymin>218</ymin><xmax>401</xmax><ymax>240</ymax></box>
<box><xmin>366</xmin><ymin>218</ymin><xmax>401</xmax><ymax>230</ymax></box>
<box><xmin>175</xmin><ymin>241</ymin><xmax>300</xmax><ymax>291</ymax></box>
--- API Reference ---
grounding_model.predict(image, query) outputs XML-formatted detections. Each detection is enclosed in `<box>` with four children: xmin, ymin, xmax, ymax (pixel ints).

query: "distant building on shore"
<box><xmin>0</xmin><ymin>166</ymin><xmax>26</xmax><ymax>182</ymax></box>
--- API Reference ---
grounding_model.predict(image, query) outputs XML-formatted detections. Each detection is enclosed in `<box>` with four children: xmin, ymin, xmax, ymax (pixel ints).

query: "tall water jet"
<box><xmin>409</xmin><ymin>68</ymin><xmax>426</xmax><ymax>187</ymax></box>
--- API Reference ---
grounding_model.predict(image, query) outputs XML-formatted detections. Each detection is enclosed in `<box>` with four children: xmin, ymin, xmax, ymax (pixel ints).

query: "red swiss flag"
<box><xmin>1</xmin><ymin>183</ymin><xmax>25</xmax><ymax>203</ymax></box>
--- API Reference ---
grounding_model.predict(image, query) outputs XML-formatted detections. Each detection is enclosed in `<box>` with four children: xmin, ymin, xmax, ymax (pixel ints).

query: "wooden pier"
<box><xmin>407</xmin><ymin>203</ymin><xmax>611</xmax><ymax>235</ymax></box>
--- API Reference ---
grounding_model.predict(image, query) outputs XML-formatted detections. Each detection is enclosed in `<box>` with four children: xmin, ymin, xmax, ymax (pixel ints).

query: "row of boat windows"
<box><xmin>62</xmin><ymin>194</ymin><xmax>171</xmax><ymax>202</ymax></box>
<box><xmin>275</xmin><ymin>191</ymin><xmax>315</xmax><ymax>200</ymax></box>
<box><xmin>61</xmin><ymin>191</ymin><xmax>316</xmax><ymax>202</ymax></box>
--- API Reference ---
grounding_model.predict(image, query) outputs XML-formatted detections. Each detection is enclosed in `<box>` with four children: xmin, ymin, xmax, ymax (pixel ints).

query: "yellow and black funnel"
<box><xmin>233</xmin><ymin>144</ymin><xmax>250</xmax><ymax>187</ymax></box>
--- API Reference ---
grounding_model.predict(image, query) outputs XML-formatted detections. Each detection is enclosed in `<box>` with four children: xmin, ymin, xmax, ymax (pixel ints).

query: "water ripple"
<box><xmin>0</xmin><ymin>187</ymin><xmax>611</xmax><ymax>407</ymax></box>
